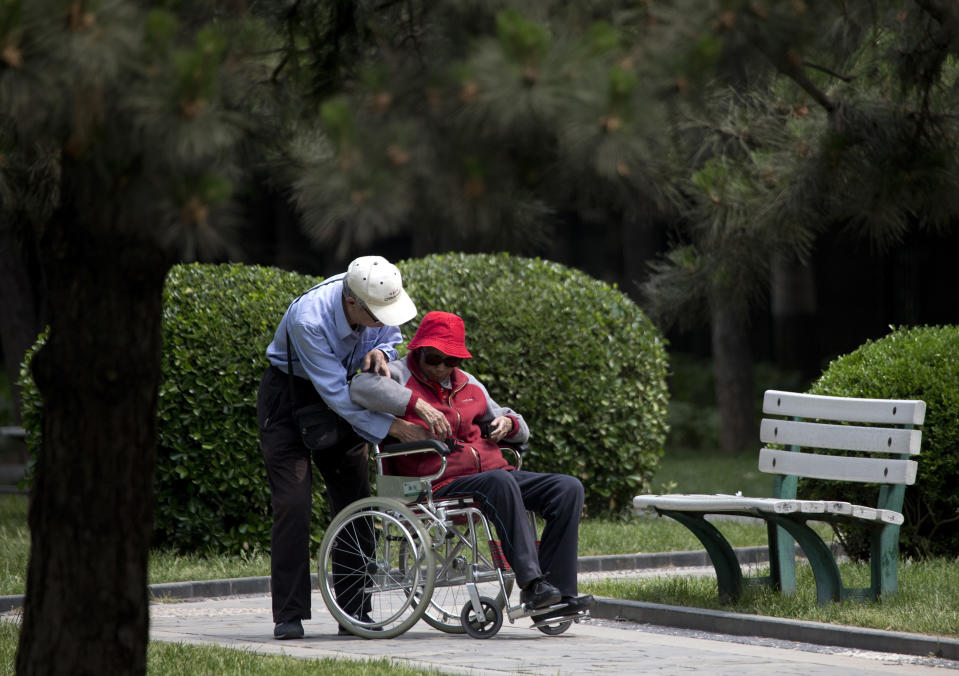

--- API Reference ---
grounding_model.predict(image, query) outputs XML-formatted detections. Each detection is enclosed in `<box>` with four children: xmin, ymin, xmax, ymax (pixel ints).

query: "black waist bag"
<box><xmin>294</xmin><ymin>401</ymin><xmax>349</xmax><ymax>451</ymax></box>
<box><xmin>287</xmin><ymin>332</ymin><xmax>351</xmax><ymax>451</ymax></box>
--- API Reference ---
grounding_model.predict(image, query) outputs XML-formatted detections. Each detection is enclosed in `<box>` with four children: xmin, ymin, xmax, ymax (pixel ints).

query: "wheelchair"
<box><xmin>317</xmin><ymin>438</ymin><xmax>590</xmax><ymax>639</ymax></box>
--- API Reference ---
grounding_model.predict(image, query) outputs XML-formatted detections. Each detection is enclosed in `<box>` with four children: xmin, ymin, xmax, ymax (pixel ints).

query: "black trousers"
<box><xmin>257</xmin><ymin>366</ymin><xmax>371</xmax><ymax>624</ymax></box>
<box><xmin>436</xmin><ymin>469</ymin><xmax>584</xmax><ymax>597</ymax></box>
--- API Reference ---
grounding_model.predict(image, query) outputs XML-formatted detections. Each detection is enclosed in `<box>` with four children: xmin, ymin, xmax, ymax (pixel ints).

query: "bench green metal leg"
<box><xmin>769</xmin><ymin>473</ymin><xmax>798</xmax><ymax>596</ymax></box>
<box><xmin>871</xmin><ymin>523</ymin><xmax>900</xmax><ymax>599</ymax></box>
<box><xmin>659</xmin><ymin>510</ymin><xmax>744</xmax><ymax>602</ymax></box>
<box><xmin>767</xmin><ymin>521</ymin><xmax>797</xmax><ymax>595</ymax></box>
<box><xmin>871</xmin><ymin>482</ymin><xmax>906</xmax><ymax>599</ymax></box>
<box><xmin>765</xmin><ymin>515</ymin><xmax>842</xmax><ymax>604</ymax></box>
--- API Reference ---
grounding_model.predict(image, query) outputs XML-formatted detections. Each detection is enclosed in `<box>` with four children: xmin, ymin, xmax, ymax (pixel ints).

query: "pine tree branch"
<box><xmin>753</xmin><ymin>43</ymin><xmax>837</xmax><ymax>113</ymax></box>
<box><xmin>803</xmin><ymin>60</ymin><xmax>854</xmax><ymax>83</ymax></box>
<box><xmin>909</xmin><ymin>0</ymin><xmax>959</xmax><ymax>146</ymax></box>
<box><xmin>271</xmin><ymin>51</ymin><xmax>290</xmax><ymax>85</ymax></box>
<box><xmin>778</xmin><ymin>61</ymin><xmax>837</xmax><ymax>113</ymax></box>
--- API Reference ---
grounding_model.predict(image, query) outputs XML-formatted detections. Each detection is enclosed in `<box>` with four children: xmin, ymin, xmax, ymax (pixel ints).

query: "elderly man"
<box><xmin>257</xmin><ymin>255</ymin><xmax>428</xmax><ymax>639</ymax></box>
<box><xmin>350</xmin><ymin>311</ymin><xmax>594</xmax><ymax>620</ymax></box>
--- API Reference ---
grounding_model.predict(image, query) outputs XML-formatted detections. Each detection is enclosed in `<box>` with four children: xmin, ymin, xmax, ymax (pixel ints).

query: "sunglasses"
<box><xmin>420</xmin><ymin>349</ymin><xmax>462</xmax><ymax>367</ymax></box>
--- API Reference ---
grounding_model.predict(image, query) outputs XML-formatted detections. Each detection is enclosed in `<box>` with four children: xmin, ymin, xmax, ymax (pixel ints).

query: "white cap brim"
<box><xmin>367</xmin><ymin>290</ymin><xmax>417</xmax><ymax>326</ymax></box>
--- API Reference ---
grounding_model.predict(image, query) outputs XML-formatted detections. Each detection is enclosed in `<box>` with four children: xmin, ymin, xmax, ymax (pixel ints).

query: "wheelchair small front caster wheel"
<box><xmin>460</xmin><ymin>596</ymin><xmax>503</xmax><ymax>639</ymax></box>
<box><xmin>536</xmin><ymin>619</ymin><xmax>572</xmax><ymax>635</ymax></box>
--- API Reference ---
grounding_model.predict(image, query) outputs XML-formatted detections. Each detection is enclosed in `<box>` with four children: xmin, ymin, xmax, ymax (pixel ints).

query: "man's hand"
<box><xmin>388</xmin><ymin>418</ymin><xmax>431</xmax><ymax>442</ymax></box>
<box><xmin>487</xmin><ymin>416</ymin><xmax>514</xmax><ymax>443</ymax></box>
<box><xmin>413</xmin><ymin>399</ymin><xmax>452</xmax><ymax>439</ymax></box>
<box><xmin>362</xmin><ymin>348</ymin><xmax>390</xmax><ymax>377</ymax></box>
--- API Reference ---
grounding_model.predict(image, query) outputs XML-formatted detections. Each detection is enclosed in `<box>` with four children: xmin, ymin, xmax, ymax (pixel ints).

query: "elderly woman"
<box><xmin>350</xmin><ymin>311</ymin><xmax>593</xmax><ymax>618</ymax></box>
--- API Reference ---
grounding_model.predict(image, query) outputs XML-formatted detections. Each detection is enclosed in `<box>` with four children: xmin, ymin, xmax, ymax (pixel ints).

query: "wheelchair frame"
<box><xmin>317</xmin><ymin>438</ymin><xmax>588</xmax><ymax>639</ymax></box>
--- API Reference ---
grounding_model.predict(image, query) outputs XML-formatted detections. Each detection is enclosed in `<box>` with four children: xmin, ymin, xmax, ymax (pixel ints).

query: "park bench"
<box><xmin>632</xmin><ymin>389</ymin><xmax>926</xmax><ymax>604</ymax></box>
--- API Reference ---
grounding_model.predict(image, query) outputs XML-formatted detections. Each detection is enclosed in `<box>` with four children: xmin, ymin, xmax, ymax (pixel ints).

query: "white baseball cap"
<box><xmin>345</xmin><ymin>256</ymin><xmax>417</xmax><ymax>326</ymax></box>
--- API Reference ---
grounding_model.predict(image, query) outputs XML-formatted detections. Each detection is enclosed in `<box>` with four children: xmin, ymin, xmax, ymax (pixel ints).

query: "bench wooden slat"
<box><xmin>632</xmin><ymin>494</ymin><xmax>804</xmax><ymax>514</ymax></box>
<box><xmin>632</xmin><ymin>495</ymin><xmax>903</xmax><ymax>524</ymax></box>
<box><xmin>763</xmin><ymin>390</ymin><xmax>926</xmax><ymax>425</ymax></box>
<box><xmin>819</xmin><ymin>501</ymin><xmax>905</xmax><ymax>525</ymax></box>
<box><xmin>758</xmin><ymin>448</ymin><xmax>918</xmax><ymax>484</ymax></box>
<box><xmin>759</xmin><ymin>419</ymin><xmax>922</xmax><ymax>455</ymax></box>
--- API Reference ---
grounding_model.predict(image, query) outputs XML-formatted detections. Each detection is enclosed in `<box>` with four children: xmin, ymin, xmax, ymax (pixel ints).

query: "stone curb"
<box><xmin>591</xmin><ymin>597</ymin><xmax>959</xmax><ymax>661</ymax></box>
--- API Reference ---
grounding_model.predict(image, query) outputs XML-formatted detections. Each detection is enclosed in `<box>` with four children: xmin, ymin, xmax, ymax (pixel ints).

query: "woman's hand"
<box><xmin>413</xmin><ymin>399</ymin><xmax>452</xmax><ymax>439</ymax></box>
<box><xmin>486</xmin><ymin>416</ymin><xmax>514</xmax><ymax>443</ymax></box>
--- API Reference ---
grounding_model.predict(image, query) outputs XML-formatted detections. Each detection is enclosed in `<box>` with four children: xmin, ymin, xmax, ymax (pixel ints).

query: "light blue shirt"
<box><xmin>266</xmin><ymin>273</ymin><xmax>401</xmax><ymax>443</ymax></box>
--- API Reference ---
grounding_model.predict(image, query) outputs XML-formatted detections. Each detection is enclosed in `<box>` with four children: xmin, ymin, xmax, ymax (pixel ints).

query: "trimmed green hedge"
<box><xmin>155</xmin><ymin>263</ymin><xmax>321</xmax><ymax>552</ymax></box>
<box><xmin>807</xmin><ymin>325</ymin><xmax>959</xmax><ymax>559</ymax></box>
<box><xmin>22</xmin><ymin>254</ymin><xmax>669</xmax><ymax>553</ymax></box>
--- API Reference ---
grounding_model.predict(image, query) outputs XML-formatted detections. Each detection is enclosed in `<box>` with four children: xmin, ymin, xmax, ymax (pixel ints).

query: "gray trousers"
<box><xmin>436</xmin><ymin>469</ymin><xmax>584</xmax><ymax>596</ymax></box>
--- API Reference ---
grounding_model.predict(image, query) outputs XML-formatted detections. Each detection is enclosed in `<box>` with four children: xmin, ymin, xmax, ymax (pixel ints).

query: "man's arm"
<box><xmin>290</xmin><ymin>323</ymin><xmax>393</xmax><ymax>443</ymax></box>
<box><xmin>351</xmin><ymin>364</ymin><xmax>452</xmax><ymax>439</ymax></box>
<box><xmin>364</xmin><ymin>328</ymin><xmax>401</xmax><ymax>375</ymax></box>
<box><xmin>350</xmin><ymin>363</ymin><xmax>410</xmax><ymax>415</ymax></box>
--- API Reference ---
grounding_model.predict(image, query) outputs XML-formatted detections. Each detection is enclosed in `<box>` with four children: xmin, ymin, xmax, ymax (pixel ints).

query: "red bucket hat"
<box><xmin>407</xmin><ymin>311</ymin><xmax>473</xmax><ymax>359</ymax></box>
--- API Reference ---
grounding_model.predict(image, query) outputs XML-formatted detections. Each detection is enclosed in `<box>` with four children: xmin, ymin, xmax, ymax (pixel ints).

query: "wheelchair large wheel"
<box><xmin>318</xmin><ymin>497</ymin><xmax>435</xmax><ymax>639</ymax></box>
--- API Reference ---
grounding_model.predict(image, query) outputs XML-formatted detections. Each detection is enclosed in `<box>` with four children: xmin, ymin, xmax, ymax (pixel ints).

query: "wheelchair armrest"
<box><xmin>380</xmin><ymin>438</ymin><xmax>452</xmax><ymax>457</ymax></box>
<box><xmin>499</xmin><ymin>442</ymin><xmax>527</xmax><ymax>471</ymax></box>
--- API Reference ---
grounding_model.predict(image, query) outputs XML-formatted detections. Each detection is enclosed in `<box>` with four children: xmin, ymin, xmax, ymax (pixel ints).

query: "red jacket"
<box><xmin>349</xmin><ymin>353</ymin><xmax>529</xmax><ymax>490</ymax></box>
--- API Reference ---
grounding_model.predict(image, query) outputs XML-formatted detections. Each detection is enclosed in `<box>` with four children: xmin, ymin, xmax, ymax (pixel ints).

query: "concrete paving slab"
<box><xmin>147</xmin><ymin>591</ymin><xmax>955</xmax><ymax>675</ymax></box>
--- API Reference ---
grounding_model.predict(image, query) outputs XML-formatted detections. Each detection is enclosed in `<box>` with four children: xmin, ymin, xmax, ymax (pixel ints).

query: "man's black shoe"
<box><xmin>532</xmin><ymin>594</ymin><xmax>595</xmax><ymax>622</ymax></box>
<box><xmin>519</xmin><ymin>578</ymin><xmax>562</xmax><ymax>610</ymax></box>
<box><xmin>273</xmin><ymin>619</ymin><xmax>304</xmax><ymax>640</ymax></box>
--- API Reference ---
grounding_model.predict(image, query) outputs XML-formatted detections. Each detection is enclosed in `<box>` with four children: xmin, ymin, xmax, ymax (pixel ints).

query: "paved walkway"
<box><xmin>148</xmin><ymin>587</ymin><xmax>956</xmax><ymax>675</ymax></box>
<box><xmin>5</xmin><ymin>550</ymin><xmax>958</xmax><ymax>673</ymax></box>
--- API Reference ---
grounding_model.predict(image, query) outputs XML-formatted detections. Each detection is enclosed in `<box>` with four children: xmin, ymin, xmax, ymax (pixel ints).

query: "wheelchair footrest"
<box><xmin>529</xmin><ymin>609</ymin><xmax>589</xmax><ymax>629</ymax></box>
<box><xmin>507</xmin><ymin>602</ymin><xmax>591</xmax><ymax>622</ymax></box>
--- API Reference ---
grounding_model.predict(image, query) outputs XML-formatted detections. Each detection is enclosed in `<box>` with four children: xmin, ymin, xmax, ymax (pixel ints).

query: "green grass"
<box><xmin>577</xmin><ymin>513</ymin><xmax>832</xmax><ymax>555</ymax></box>
<box><xmin>0</xmin><ymin>497</ymin><xmax>27</xmax><ymax>596</ymax></box>
<box><xmin>0</xmin><ymin>621</ymin><xmax>14</xmax><ymax>676</ymax></box>
<box><xmin>0</xmin><ymin>620</ymin><xmax>445</xmax><ymax>675</ymax></box>
<box><xmin>580</xmin><ymin>557</ymin><xmax>959</xmax><ymax>638</ymax></box>
<box><xmin>653</xmin><ymin>446</ymin><xmax>772</xmax><ymax>497</ymax></box>
<box><xmin>147</xmin><ymin>644</ymin><xmax>444</xmax><ymax>676</ymax></box>
<box><xmin>148</xmin><ymin>549</ymin><xmax>270</xmax><ymax>586</ymax></box>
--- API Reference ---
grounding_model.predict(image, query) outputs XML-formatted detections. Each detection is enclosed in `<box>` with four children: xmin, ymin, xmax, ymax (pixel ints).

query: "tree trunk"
<box><xmin>16</xmin><ymin>209</ymin><xmax>169</xmax><ymax>676</ymax></box>
<box><xmin>709</xmin><ymin>293</ymin><xmax>755</xmax><ymax>454</ymax></box>
<box><xmin>770</xmin><ymin>251</ymin><xmax>818</xmax><ymax>377</ymax></box>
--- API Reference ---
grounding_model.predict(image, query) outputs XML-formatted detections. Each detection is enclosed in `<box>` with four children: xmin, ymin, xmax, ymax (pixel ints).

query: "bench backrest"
<box><xmin>758</xmin><ymin>390</ymin><xmax>925</xmax><ymax>510</ymax></box>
